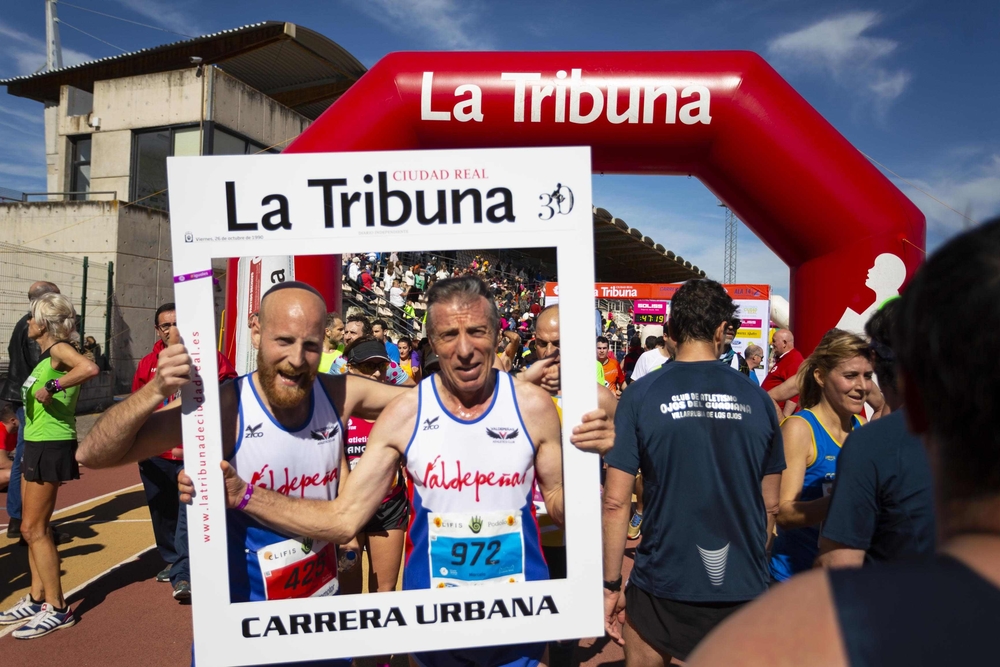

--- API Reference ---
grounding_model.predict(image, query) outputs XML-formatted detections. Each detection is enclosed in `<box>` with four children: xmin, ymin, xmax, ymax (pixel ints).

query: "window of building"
<box><xmin>69</xmin><ymin>136</ymin><xmax>91</xmax><ymax>201</ymax></box>
<box><xmin>212</xmin><ymin>127</ymin><xmax>267</xmax><ymax>155</ymax></box>
<box><xmin>131</xmin><ymin>125</ymin><xmax>271</xmax><ymax>210</ymax></box>
<box><xmin>131</xmin><ymin>126</ymin><xmax>202</xmax><ymax>210</ymax></box>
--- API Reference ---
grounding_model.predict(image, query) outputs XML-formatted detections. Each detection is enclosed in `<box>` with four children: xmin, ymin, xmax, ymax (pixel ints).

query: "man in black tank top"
<box><xmin>688</xmin><ymin>218</ymin><xmax>1000</xmax><ymax>666</ymax></box>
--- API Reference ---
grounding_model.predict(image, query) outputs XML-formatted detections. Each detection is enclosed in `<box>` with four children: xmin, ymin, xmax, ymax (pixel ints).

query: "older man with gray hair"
<box><xmin>744</xmin><ymin>344</ymin><xmax>764</xmax><ymax>386</ymax></box>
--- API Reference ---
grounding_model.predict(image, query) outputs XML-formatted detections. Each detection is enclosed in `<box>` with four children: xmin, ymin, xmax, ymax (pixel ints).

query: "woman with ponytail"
<box><xmin>0</xmin><ymin>293</ymin><xmax>99</xmax><ymax>637</ymax></box>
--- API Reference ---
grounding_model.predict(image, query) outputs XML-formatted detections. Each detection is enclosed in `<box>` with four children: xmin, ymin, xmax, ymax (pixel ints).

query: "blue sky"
<box><xmin>2</xmin><ymin>0</ymin><xmax>998</xmax><ymax>296</ymax></box>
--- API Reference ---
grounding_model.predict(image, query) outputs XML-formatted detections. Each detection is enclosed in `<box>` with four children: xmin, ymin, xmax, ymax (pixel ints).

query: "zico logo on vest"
<box><xmin>245</xmin><ymin>423</ymin><xmax>264</xmax><ymax>438</ymax></box>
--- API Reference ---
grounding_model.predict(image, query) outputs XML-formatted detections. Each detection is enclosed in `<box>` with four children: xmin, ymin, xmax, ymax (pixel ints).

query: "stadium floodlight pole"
<box><xmin>45</xmin><ymin>0</ymin><xmax>63</xmax><ymax>71</ymax></box>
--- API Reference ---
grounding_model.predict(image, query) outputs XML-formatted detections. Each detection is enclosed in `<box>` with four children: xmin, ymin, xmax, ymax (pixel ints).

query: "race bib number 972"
<box><xmin>429</xmin><ymin>509</ymin><xmax>525</xmax><ymax>588</ymax></box>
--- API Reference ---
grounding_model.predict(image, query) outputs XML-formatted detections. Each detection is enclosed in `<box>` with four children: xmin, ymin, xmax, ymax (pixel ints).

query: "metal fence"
<box><xmin>0</xmin><ymin>242</ymin><xmax>113</xmax><ymax>374</ymax></box>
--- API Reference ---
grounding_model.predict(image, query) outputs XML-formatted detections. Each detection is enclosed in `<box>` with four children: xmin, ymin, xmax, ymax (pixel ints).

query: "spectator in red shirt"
<box><xmin>1</xmin><ymin>403</ymin><xmax>17</xmax><ymax>491</ymax></box>
<box><xmin>761</xmin><ymin>328</ymin><xmax>804</xmax><ymax>414</ymax></box>
<box><xmin>133</xmin><ymin>303</ymin><xmax>237</xmax><ymax>602</ymax></box>
<box><xmin>598</xmin><ymin>336</ymin><xmax>624</xmax><ymax>395</ymax></box>
<box><xmin>359</xmin><ymin>265</ymin><xmax>375</xmax><ymax>295</ymax></box>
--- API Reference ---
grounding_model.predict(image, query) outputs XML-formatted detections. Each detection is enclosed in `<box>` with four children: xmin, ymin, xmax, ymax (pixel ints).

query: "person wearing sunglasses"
<box><xmin>131</xmin><ymin>302</ymin><xmax>237</xmax><ymax>602</ymax></box>
<box><xmin>744</xmin><ymin>344</ymin><xmax>765</xmax><ymax>386</ymax></box>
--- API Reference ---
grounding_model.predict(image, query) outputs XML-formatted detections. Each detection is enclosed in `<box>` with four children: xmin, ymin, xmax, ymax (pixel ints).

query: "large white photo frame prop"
<box><xmin>166</xmin><ymin>147</ymin><xmax>599</xmax><ymax>666</ymax></box>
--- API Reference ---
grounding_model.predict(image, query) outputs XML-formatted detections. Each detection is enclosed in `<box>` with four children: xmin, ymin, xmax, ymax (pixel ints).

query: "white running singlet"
<box><xmin>403</xmin><ymin>371</ymin><xmax>548</xmax><ymax>590</ymax></box>
<box><xmin>227</xmin><ymin>374</ymin><xmax>344</xmax><ymax>603</ymax></box>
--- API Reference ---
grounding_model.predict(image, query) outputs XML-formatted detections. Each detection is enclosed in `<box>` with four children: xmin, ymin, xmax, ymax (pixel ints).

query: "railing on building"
<box><xmin>0</xmin><ymin>242</ymin><xmax>113</xmax><ymax>375</ymax></box>
<box><xmin>12</xmin><ymin>191</ymin><xmax>119</xmax><ymax>202</ymax></box>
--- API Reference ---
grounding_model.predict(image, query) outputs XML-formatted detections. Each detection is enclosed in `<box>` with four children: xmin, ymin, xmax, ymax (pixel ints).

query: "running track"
<box><xmin>1</xmin><ymin>415</ymin><xmax>676</xmax><ymax>666</ymax></box>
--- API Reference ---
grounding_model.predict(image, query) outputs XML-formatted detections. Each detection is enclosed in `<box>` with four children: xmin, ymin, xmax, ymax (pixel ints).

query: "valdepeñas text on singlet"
<box><xmin>403</xmin><ymin>372</ymin><xmax>548</xmax><ymax>589</ymax></box>
<box><xmin>769</xmin><ymin>408</ymin><xmax>863</xmax><ymax>581</ymax></box>
<box><xmin>227</xmin><ymin>374</ymin><xmax>345</xmax><ymax>602</ymax></box>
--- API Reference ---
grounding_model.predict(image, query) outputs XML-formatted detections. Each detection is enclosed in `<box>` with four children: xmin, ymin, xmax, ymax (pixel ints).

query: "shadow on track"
<box><xmin>0</xmin><ymin>489</ymin><xmax>147</xmax><ymax>602</ymax></box>
<box><xmin>69</xmin><ymin>548</ymin><xmax>164</xmax><ymax>620</ymax></box>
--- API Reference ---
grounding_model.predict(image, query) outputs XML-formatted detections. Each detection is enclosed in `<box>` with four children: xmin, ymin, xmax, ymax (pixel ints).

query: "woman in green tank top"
<box><xmin>0</xmin><ymin>293</ymin><xmax>99</xmax><ymax>638</ymax></box>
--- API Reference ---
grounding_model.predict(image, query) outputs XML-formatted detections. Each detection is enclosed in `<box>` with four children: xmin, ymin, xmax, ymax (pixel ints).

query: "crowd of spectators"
<box><xmin>341</xmin><ymin>249</ymin><xmax>553</xmax><ymax>343</ymax></box>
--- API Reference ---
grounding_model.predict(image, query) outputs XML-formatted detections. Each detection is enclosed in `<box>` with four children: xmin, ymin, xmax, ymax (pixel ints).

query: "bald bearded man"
<box><xmin>78</xmin><ymin>281</ymin><xmax>409</xmax><ymax>667</ymax></box>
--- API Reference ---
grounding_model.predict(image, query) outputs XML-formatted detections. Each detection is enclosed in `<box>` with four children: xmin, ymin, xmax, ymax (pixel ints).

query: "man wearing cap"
<box><xmin>78</xmin><ymin>281</ymin><xmax>413</xmax><ymax>667</ymax></box>
<box><xmin>719</xmin><ymin>319</ymin><xmax>750</xmax><ymax>377</ymax></box>
<box><xmin>338</xmin><ymin>337</ymin><xmax>411</xmax><ymax>608</ymax></box>
<box><xmin>174</xmin><ymin>275</ymin><xmax>615</xmax><ymax>667</ymax></box>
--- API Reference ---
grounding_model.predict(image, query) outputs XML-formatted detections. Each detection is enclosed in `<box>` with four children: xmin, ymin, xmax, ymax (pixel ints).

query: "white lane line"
<box><xmin>2</xmin><ymin>482</ymin><xmax>146</xmax><ymax>530</ymax></box>
<box><xmin>0</xmin><ymin>545</ymin><xmax>157</xmax><ymax>639</ymax></box>
<box><xmin>56</xmin><ymin>519</ymin><xmax>153</xmax><ymax>525</ymax></box>
<box><xmin>1</xmin><ymin>483</ymin><xmax>152</xmax><ymax>637</ymax></box>
<box><xmin>51</xmin><ymin>482</ymin><xmax>145</xmax><ymax>517</ymax></box>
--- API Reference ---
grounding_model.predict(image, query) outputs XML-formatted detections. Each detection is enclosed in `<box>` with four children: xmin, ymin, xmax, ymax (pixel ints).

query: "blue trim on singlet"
<box><xmin>403</xmin><ymin>381</ymin><xmax>423</xmax><ymax>459</ymax></box>
<box><xmin>231</xmin><ymin>377</ymin><xmax>246</xmax><ymax>458</ymax></box>
<box><xmin>402</xmin><ymin>485</ymin><xmax>548</xmax><ymax>590</ymax></box>
<box><xmin>770</xmin><ymin>409</ymin><xmax>863</xmax><ymax>581</ymax></box>
<box><xmin>403</xmin><ymin>482</ymin><xmax>430</xmax><ymax>590</ymax></box>
<box><xmin>508</xmin><ymin>373</ymin><xmax>537</xmax><ymax>453</ymax></box>
<box><xmin>247</xmin><ymin>372</ymin><xmax>315</xmax><ymax>433</ymax></box>
<box><xmin>520</xmin><ymin>487</ymin><xmax>549</xmax><ymax>582</ymax></box>
<box><xmin>431</xmin><ymin>371</ymin><xmax>499</xmax><ymax>425</ymax></box>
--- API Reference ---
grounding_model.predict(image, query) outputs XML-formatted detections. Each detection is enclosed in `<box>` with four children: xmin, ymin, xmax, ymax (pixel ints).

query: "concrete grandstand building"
<box><xmin>0</xmin><ymin>22</ymin><xmax>366</xmax><ymax>392</ymax></box>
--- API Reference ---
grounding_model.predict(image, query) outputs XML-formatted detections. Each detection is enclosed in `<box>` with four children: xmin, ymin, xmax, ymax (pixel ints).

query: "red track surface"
<box><xmin>1</xmin><ymin>416</ymin><xmax>671</xmax><ymax>665</ymax></box>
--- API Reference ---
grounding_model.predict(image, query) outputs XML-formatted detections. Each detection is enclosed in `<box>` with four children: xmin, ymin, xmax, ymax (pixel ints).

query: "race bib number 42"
<box><xmin>257</xmin><ymin>537</ymin><xmax>338</xmax><ymax>600</ymax></box>
<box><xmin>429</xmin><ymin>509</ymin><xmax>525</xmax><ymax>588</ymax></box>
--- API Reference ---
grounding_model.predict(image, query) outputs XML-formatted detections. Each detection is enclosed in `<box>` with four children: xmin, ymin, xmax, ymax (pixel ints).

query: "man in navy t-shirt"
<box><xmin>817</xmin><ymin>299</ymin><xmax>935</xmax><ymax>567</ymax></box>
<box><xmin>818</xmin><ymin>409</ymin><xmax>935</xmax><ymax>565</ymax></box>
<box><xmin>602</xmin><ymin>279</ymin><xmax>785</xmax><ymax>665</ymax></box>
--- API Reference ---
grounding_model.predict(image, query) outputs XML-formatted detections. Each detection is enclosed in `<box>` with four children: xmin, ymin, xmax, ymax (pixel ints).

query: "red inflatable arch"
<box><xmin>277</xmin><ymin>51</ymin><xmax>924</xmax><ymax>353</ymax></box>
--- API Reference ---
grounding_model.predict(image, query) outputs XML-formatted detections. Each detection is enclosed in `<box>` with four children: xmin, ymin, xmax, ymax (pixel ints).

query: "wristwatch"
<box><xmin>603</xmin><ymin>576</ymin><xmax>623</xmax><ymax>592</ymax></box>
<box><xmin>44</xmin><ymin>379</ymin><xmax>62</xmax><ymax>394</ymax></box>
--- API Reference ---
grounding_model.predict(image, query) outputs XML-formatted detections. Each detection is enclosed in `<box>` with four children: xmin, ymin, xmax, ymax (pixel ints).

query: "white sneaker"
<box><xmin>12</xmin><ymin>603</ymin><xmax>76</xmax><ymax>639</ymax></box>
<box><xmin>0</xmin><ymin>595</ymin><xmax>43</xmax><ymax>625</ymax></box>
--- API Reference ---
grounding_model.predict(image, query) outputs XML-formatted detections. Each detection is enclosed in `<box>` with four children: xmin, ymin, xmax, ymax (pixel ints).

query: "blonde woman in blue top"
<box><xmin>769</xmin><ymin>329</ymin><xmax>872</xmax><ymax>581</ymax></box>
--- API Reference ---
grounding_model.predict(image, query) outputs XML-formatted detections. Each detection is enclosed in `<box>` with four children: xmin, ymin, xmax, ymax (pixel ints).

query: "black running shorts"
<box><xmin>362</xmin><ymin>489</ymin><xmax>408</xmax><ymax>534</ymax></box>
<box><xmin>22</xmin><ymin>439</ymin><xmax>80</xmax><ymax>483</ymax></box>
<box><xmin>624</xmin><ymin>582</ymin><xmax>747</xmax><ymax>661</ymax></box>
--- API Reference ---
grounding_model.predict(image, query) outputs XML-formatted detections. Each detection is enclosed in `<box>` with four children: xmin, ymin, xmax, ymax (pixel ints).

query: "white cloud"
<box><xmin>0</xmin><ymin>104</ymin><xmax>41</xmax><ymax>124</ymax></box>
<box><xmin>0</xmin><ymin>162</ymin><xmax>45</xmax><ymax>178</ymax></box>
<box><xmin>893</xmin><ymin>152</ymin><xmax>1000</xmax><ymax>239</ymax></box>
<box><xmin>112</xmin><ymin>0</ymin><xmax>204</xmax><ymax>38</ymax></box>
<box><xmin>353</xmin><ymin>0</ymin><xmax>495</xmax><ymax>50</ymax></box>
<box><xmin>0</xmin><ymin>19</ymin><xmax>93</xmax><ymax>74</ymax></box>
<box><xmin>767</xmin><ymin>11</ymin><xmax>911</xmax><ymax>114</ymax></box>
